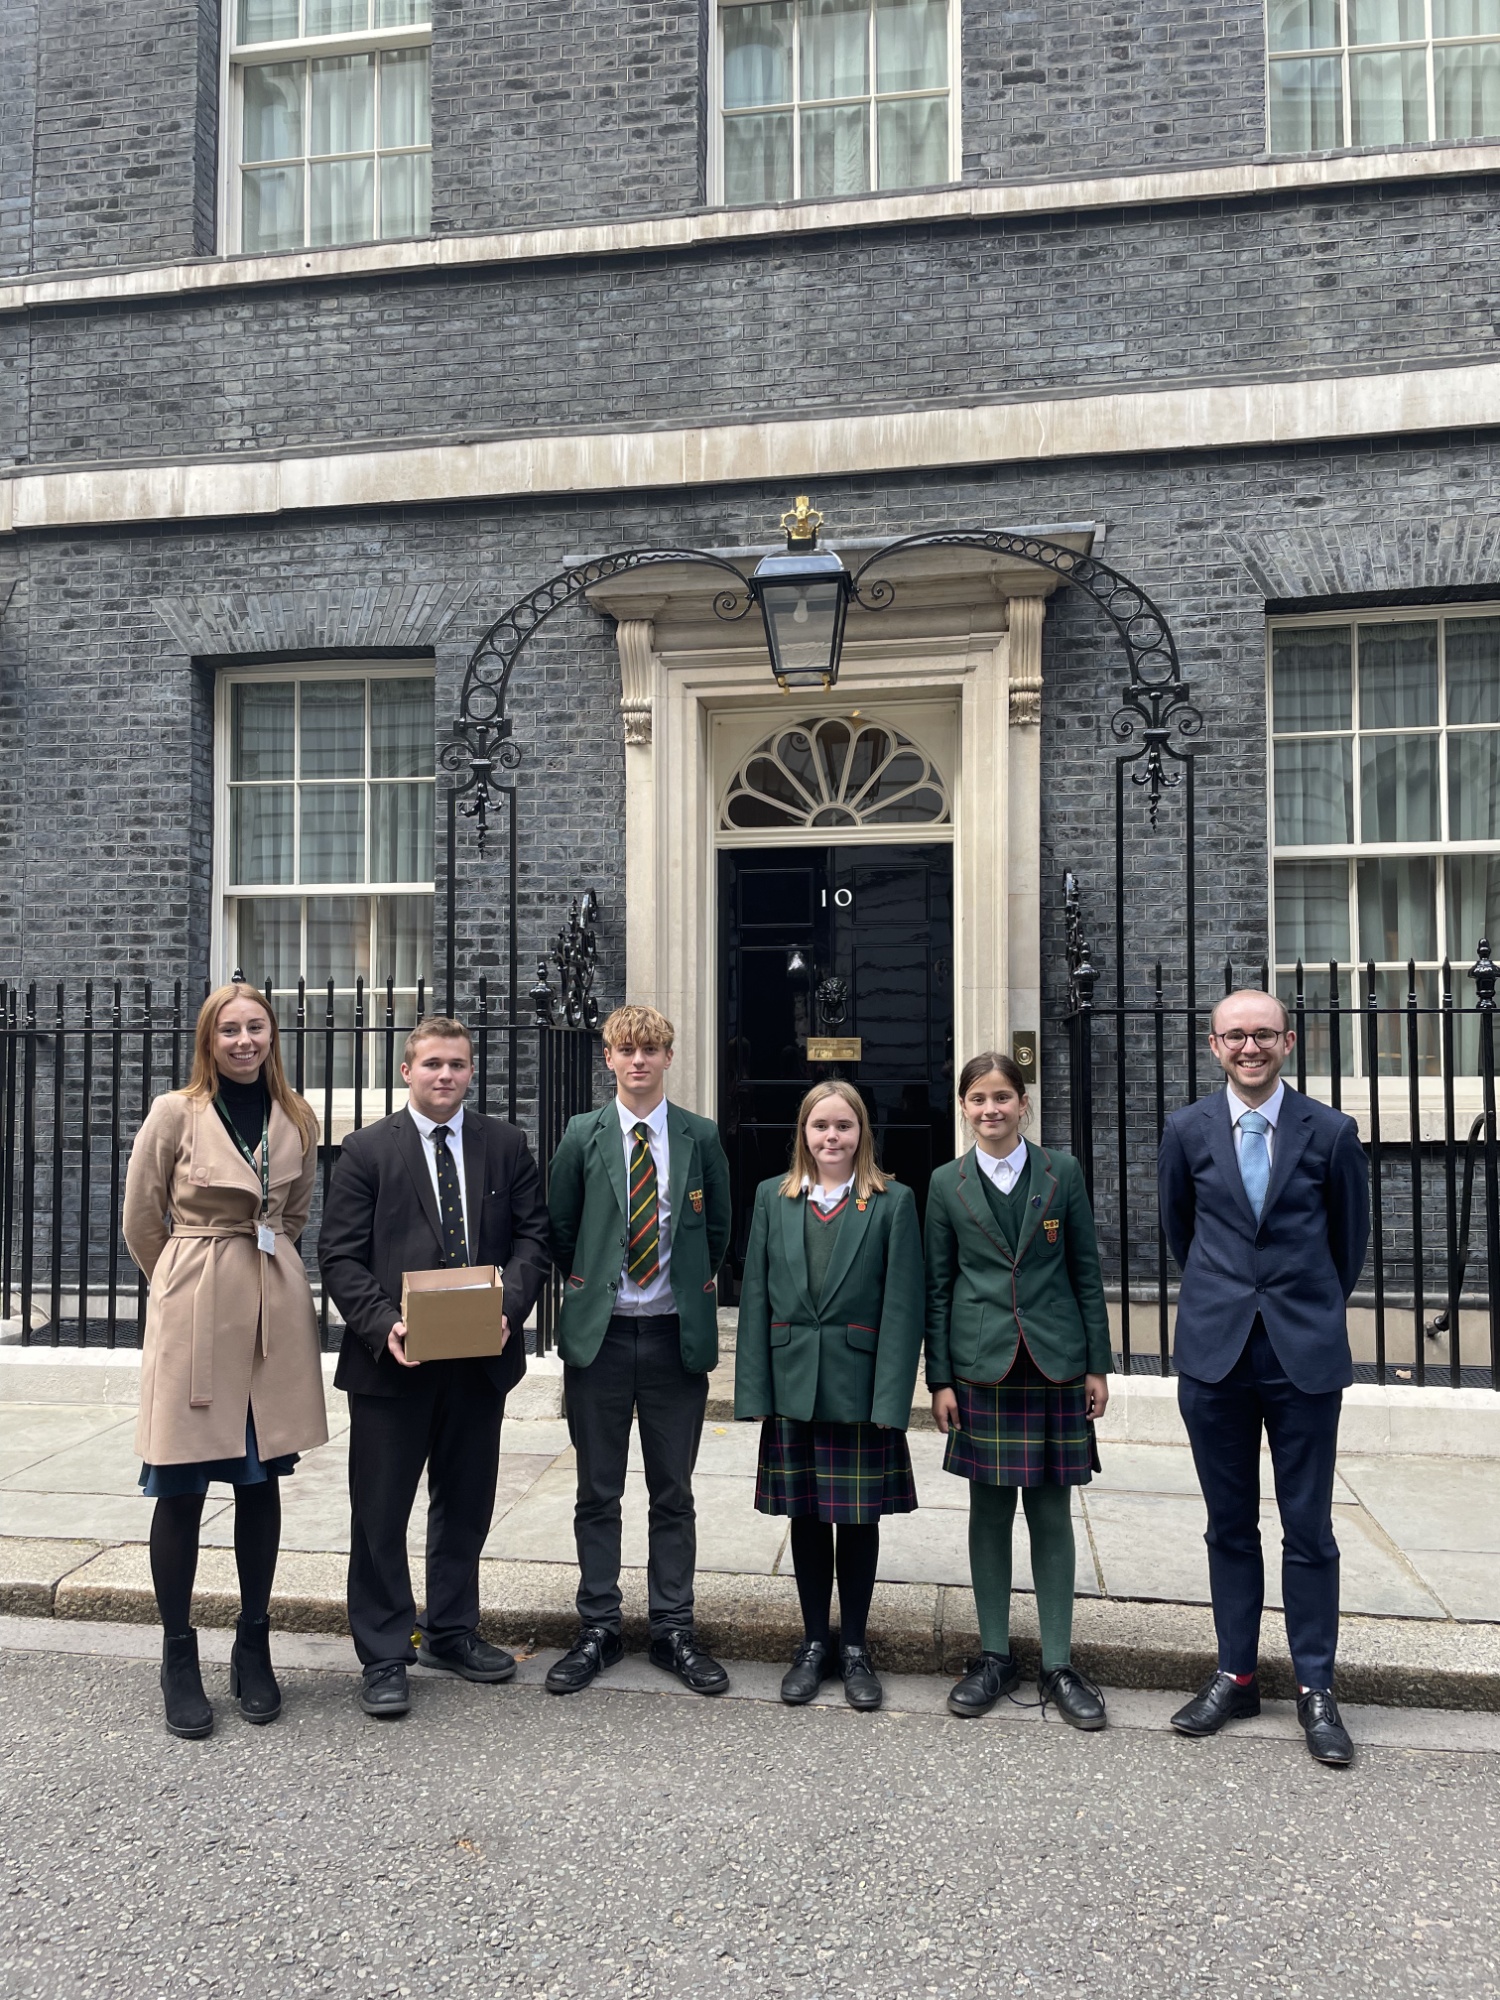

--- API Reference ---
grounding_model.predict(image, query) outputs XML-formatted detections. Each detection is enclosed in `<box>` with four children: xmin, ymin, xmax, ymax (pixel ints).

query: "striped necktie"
<box><xmin>430</xmin><ymin>1124</ymin><xmax>469</xmax><ymax>1267</ymax></box>
<box><xmin>627</xmin><ymin>1121</ymin><xmax>661</xmax><ymax>1287</ymax></box>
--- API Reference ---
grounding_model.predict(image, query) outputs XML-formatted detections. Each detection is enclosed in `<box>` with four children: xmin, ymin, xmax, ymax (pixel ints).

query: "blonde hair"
<box><xmin>778</xmin><ymin>1080</ymin><xmax>889</xmax><ymax>1201</ymax></box>
<box><xmin>601</xmin><ymin>1004</ymin><xmax>674</xmax><ymax>1051</ymax></box>
<box><xmin>184</xmin><ymin>983</ymin><xmax>319</xmax><ymax>1151</ymax></box>
<box><xmin>403</xmin><ymin>1016</ymin><xmax>472</xmax><ymax>1065</ymax></box>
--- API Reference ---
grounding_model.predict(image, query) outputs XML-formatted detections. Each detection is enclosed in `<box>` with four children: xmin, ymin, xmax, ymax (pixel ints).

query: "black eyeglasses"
<box><xmin>1213</xmin><ymin>1027</ymin><xmax>1285</xmax><ymax>1050</ymax></box>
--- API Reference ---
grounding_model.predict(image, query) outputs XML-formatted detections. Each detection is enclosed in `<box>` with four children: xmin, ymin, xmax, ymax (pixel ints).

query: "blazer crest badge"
<box><xmin>1043</xmin><ymin>1217</ymin><xmax>1061</xmax><ymax>1244</ymax></box>
<box><xmin>688</xmin><ymin>1187</ymin><xmax>704</xmax><ymax>1213</ymax></box>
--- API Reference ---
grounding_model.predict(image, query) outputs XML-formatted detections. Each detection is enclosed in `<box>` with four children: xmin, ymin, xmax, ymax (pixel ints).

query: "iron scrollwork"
<box><xmin>1063</xmin><ymin>870</ymin><xmax>1098</xmax><ymax>1013</ymax></box>
<box><xmin>532</xmin><ymin>891</ymin><xmax>602</xmax><ymax>1029</ymax></box>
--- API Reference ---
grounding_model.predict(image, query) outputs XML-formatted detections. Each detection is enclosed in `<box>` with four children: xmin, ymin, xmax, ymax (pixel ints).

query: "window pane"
<box><xmin>1362</xmin><ymin>968</ymin><xmax>1440</xmax><ymax>1075</ymax></box>
<box><xmin>242</xmin><ymin>165</ymin><xmax>304</xmax><ymax>252</ymax></box>
<box><xmin>311</xmin><ymin>53</ymin><xmax>375</xmax><ymax>153</ymax></box>
<box><xmin>1434</xmin><ymin>0</ymin><xmax>1500</xmax><ymax>32</ymax></box>
<box><xmin>1267</xmin><ymin>0</ymin><xmax>1339</xmax><ymax>49</ymax></box>
<box><xmin>306</xmin><ymin>0</ymin><xmax>368</xmax><ymax>30</ymax></box>
<box><xmin>1359</xmin><ymin>733</ymin><xmax>1440</xmax><ymax>840</ymax></box>
<box><xmin>723</xmin><ymin>3</ymin><xmax>794</xmax><ymax>107</ymax></box>
<box><xmin>1449</xmin><ymin>729</ymin><xmax>1500</xmax><ymax>839</ymax></box>
<box><xmin>374</xmin><ymin>895</ymin><xmax>434</xmax><ymax>986</ymax></box>
<box><xmin>300</xmin><ymin>680</ymin><xmax>365</xmax><ymax>777</ymax></box>
<box><xmin>1358</xmin><ymin>620</ymin><xmax>1438</xmax><ymax>728</ymax></box>
<box><xmin>1358</xmin><ymin>856</ymin><xmax>1438</xmax><ymax>960</ymax></box>
<box><xmin>375</xmin><ymin>0</ymin><xmax>431</xmax><ymax>20</ymax></box>
<box><xmin>878</xmin><ymin>94</ymin><xmax>948</xmax><ymax>186</ymax></box>
<box><xmin>803</xmin><ymin>0</ymin><xmax>869</xmax><ymax>98</ymax></box>
<box><xmin>724</xmin><ymin>111</ymin><xmax>793</xmax><ymax>201</ymax></box>
<box><xmin>1348</xmin><ymin>0</ymin><xmax>1425</xmax><ymax>39</ymax></box>
<box><xmin>1274</xmin><ymin>738</ymin><xmax>1354</xmax><ymax>843</ymax></box>
<box><xmin>379</xmin><ymin>151</ymin><xmax>430</xmax><ymax>237</ymax></box>
<box><xmin>801</xmin><ymin>102</ymin><xmax>870</xmax><ymax>195</ymax></box>
<box><xmin>231</xmin><ymin>786</ymin><xmax>295</xmax><ymax>884</ymax></box>
<box><xmin>370</xmin><ymin>677</ymin><xmax>434</xmax><ymax>775</ymax></box>
<box><xmin>380</xmin><ymin>45</ymin><xmax>430</xmax><ymax>146</ymax></box>
<box><xmin>1350</xmin><ymin>48</ymin><xmax>1429</xmax><ymax>142</ymax></box>
<box><xmin>235</xmin><ymin>898</ymin><xmax>302</xmax><ymax>988</ymax></box>
<box><xmin>311</xmin><ymin>156</ymin><xmax>375</xmax><ymax>242</ymax></box>
<box><xmin>233</xmin><ymin>682</ymin><xmax>295</xmax><ymax>779</ymax></box>
<box><xmin>301</xmin><ymin>784</ymin><xmax>365</xmax><ymax>881</ymax></box>
<box><xmin>1437</xmin><ymin>43</ymin><xmax>1500</xmax><ymax>137</ymax></box>
<box><xmin>1447</xmin><ymin>855</ymin><xmax>1500</xmax><ymax>961</ymax></box>
<box><xmin>1272</xmin><ymin>625</ymin><xmax>1352</xmax><ymax>731</ymax></box>
<box><xmin>876</xmin><ymin>0</ymin><xmax>947</xmax><ymax>89</ymax></box>
<box><xmin>371</xmin><ymin>784</ymin><xmax>434</xmax><ymax>881</ymax></box>
<box><xmin>305</xmin><ymin>896</ymin><xmax>370</xmax><ymax>986</ymax></box>
<box><xmin>237</xmin><ymin>0</ymin><xmax>300</xmax><ymax>45</ymax></box>
<box><xmin>243</xmin><ymin>62</ymin><xmax>303</xmax><ymax>162</ymax></box>
<box><xmin>1275</xmin><ymin>860</ymin><xmax>1351</xmax><ymax>963</ymax></box>
<box><xmin>1269</xmin><ymin>55</ymin><xmax>1343</xmax><ymax>147</ymax></box>
<box><xmin>1446</xmin><ymin>616</ymin><xmax>1500</xmax><ymax>722</ymax></box>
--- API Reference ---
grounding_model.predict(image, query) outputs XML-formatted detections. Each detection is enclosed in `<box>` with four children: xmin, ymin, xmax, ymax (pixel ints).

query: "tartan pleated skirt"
<box><xmin>755</xmin><ymin>1417</ymin><xmax>918</xmax><ymax>1524</ymax></box>
<box><xmin>942</xmin><ymin>1343</ymin><xmax>1098</xmax><ymax>1489</ymax></box>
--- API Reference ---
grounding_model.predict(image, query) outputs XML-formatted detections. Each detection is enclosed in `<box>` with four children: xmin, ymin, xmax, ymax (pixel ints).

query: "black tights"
<box><xmin>149</xmin><ymin>1480</ymin><xmax>282</xmax><ymax>1636</ymax></box>
<box><xmin>788</xmin><ymin>1517</ymin><xmax>880</xmax><ymax>1649</ymax></box>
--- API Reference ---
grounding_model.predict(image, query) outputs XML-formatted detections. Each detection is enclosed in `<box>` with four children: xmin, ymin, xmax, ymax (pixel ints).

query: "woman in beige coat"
<box><xmin>124</xmin><ymin>982</ymin><xmax>326</xmax><ymax>1739</ymax></box>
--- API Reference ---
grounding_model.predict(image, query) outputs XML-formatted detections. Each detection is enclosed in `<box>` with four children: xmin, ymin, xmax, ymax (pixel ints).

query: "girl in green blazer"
<box><xmin>735</xmin><ymin>1081</ymin><xmax>924</xmax><ymax>1713</ymax></box>
<box><xmin>925</xmin><ymin>1052</ymin><xmax>1112</xmax><ymax>1731</ymax></box>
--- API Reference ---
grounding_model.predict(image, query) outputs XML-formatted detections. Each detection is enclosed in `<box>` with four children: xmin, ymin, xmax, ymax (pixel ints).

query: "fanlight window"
<box><xmin>721</xmin><ymin>716</ymin><xmax>950</xmax><ymax>831</ymax></box>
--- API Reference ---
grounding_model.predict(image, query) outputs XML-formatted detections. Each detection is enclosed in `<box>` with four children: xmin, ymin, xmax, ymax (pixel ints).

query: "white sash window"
<box><xmin>1268</xmin><ymin>0</ymin><xmax>1500</xmax><ymax>153</ymax></box>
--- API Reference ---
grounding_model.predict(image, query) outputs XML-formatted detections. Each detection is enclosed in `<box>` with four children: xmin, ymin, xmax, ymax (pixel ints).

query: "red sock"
<box><xmin>1228</xmin><ymin>1671</ymin><xmax>1255</xmax><ymax>1685</ymax></box>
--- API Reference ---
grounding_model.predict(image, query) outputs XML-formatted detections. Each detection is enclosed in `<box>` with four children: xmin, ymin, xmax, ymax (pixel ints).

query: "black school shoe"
<box><xmin>839</xmin><ymin>1644</ymin><xmax>883</xmax><ymax>1711</ymax></box>
<box><xmin>416</xmin><ymin>1633</ymin><xmax>517</xmax><ymax>1683</ymax></box>
<box><xmin>1170</xmin><ymin>1671</ymin><xmax>1261</xmax><ymax>1737</ymax></box>
<box><xmin>648</xmin><ymin>1628</ymin><xmax>730</xmax><ymax>1695</ymax></box>
<box><xmin>359</xmin><ymin>1662</ymin><xmax>411</xmax><ymax>1718</ymax></box>
<box><xmin>1039</xmin><ymin>1664</ymin><xmax>1108</xmax><ymax>1730</ymax></box>
<box><xmin>947</xmin><ymin>1651</ymin><xmax>1021</xmax><ymax>1718</ymax></box>
<box><xmin>545</xmin><ymin>1625</ymin><xmax>624</xmax><ymax>1694</ymax></box>
<box><xmin>781</xmin><ymin>1637</ymin><xmax>837</xmax><ymax>1706</ymax></box>
<box><xmin>1297</xmin><ymin>1689</ymin><xmax>1355</xmax><ymax>1767</ymax></box>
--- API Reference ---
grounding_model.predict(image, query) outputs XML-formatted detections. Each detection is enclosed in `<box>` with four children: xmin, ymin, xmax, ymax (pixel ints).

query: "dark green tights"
<box><xmin>968</xmin><ymin>1480</ymin><xmax>1076</xmax><ymax>1672</ymax></box>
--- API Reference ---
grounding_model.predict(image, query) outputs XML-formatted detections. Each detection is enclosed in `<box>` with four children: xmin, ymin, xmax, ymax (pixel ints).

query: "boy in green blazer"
<box><xmin>546</xmin><ymin>1005</ymin><xmax>732</xmax><ymax>1696</ymax></box>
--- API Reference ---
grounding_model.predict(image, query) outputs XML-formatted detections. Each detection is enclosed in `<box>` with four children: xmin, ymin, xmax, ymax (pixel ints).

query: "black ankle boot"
<box><xmin>229</xmin><ymin>1614</ymin><xmax>282</xmax><ymax>1724</ymax></box>
<box><xmin>161</xmin><ymin>1630</ymin><xmax>213</xmax><ymax>1740</ymax></box>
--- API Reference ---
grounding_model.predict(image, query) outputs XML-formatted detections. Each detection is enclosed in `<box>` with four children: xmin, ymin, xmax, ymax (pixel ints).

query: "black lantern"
<box><xmin>749</xmin><ymin>497</ymin><xmax>853</xmax><ymax>692</ymax></box>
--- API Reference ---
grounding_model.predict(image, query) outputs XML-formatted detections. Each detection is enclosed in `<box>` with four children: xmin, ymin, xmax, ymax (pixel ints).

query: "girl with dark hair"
<box><xmin>925</xmin><ymin>1052</ymin><xmax>1112</xmax><ymax>1729</ymax></box>
<box><xmin>124</xmin><ymin>983</ymin><xmax>326</xmax><ymax>1739</ymax></box>
<box><xmin>734</xmin><ymin>1081</ymin><xmax>924</xmax><ymax>1711</ymax></box>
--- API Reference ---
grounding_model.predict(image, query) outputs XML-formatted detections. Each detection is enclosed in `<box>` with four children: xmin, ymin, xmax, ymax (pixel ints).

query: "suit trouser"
<box><xmin>1177</xmin><ymin>1318</ymin><xmax>1343</xmax><ymax>1688</ymax></box>
<box><xmin>564</xmin><ymin>1312</ymin><xmax>708</xmax><ymax>1637</ymax></box>
<box><xmin>346</xmin><ymin>1359</ymin><xmax>504</xmax><ymax>1668</ymax></box>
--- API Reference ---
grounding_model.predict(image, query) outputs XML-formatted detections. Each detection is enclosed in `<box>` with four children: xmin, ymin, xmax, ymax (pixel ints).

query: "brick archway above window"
<box><xmin>1227</xmin><ymin>518</ymin><xmax>1500</xmax><ymax>606</ymax></box>
<box><xmin>149</xmin><ymin>581</ymin><xmax>477</xmax><ymax>658</ymax></box>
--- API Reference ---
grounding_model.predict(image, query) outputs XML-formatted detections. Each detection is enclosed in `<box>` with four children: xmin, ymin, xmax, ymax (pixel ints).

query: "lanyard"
<box><xmin>214</xmin><ymin>1092</ymin><xmax>270</xmax><ymax>1219</ymax></box>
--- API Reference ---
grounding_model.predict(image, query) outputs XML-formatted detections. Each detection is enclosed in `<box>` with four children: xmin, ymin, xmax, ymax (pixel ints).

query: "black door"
<box><xmin>718</xmin><ymin>842</ymin><xmax>955</xmax><ymax>1292</ymax></box>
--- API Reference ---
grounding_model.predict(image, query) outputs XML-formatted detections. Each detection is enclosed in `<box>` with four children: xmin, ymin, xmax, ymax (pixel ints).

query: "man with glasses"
<box><xmin>1159</xmin><ymin>990</ymin><xmax>1369</xmax><ymax>1766</ymax></box>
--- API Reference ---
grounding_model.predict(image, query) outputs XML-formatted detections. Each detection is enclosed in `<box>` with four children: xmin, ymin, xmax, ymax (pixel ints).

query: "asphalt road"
<box><xmin>1</xmin><ymin>1634</ymin><xmax>1497</xmax><ymax>2000</ymax></box>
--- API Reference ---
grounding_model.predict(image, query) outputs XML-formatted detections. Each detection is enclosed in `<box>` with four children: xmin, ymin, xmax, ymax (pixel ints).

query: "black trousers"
<box><xmin>346</xmin><ymin>1359</ymin><xmax>504</xmax><ymax>1669</ymax></box>
<box><xmin>564</xmin><ymin>1312</ymin><xmax>709</xmax><ymax>1638</ymax></box>
<box><xmin>1178</xmin><ymin>1317</ymin><xmax>1343</xmax><ymax>1689</ymax></box>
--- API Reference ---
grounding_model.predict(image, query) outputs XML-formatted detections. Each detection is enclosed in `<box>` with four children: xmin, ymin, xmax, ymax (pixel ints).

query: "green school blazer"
<box><xmin>924</xmin><ymin>1142</ymin><xmax>1112</xmax><ymax>1388</ymax></box>
<box><xmin>734</xmin><ymin>1178</ymin><xmax>925</xmax><ymax>1429</ymax></box>
<box><xmin>547</xmin><ymin>1100</ymin><xmax>732</xmax><ymax>1373</ymax></box>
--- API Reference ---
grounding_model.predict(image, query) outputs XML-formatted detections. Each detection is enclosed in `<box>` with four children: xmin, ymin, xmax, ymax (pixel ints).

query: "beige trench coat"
<box><xmin>123</xmin><ymin>1091</ymin><xmax>329</xmax><ymax>1466</ymax></box>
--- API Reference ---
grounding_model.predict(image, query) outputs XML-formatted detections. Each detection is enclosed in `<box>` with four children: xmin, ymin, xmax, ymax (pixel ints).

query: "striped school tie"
<box><xmin>627</xmin><ymin>1121</ymin><xmax>661</xmax><ymax>1287</ymax></box>
<box><xmin>430</xmin><ymin>1125</ymin><xmax>469</xmax><ymax>1267</ymax></box>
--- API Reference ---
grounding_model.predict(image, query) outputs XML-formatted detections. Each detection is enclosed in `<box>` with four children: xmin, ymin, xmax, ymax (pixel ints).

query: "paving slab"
<box><xmin>1337</xmin><ymin>1453</ymin><xmax>1500</xmax><ymax>1554</ymax></box>
<box><xmin>0</xmin><ymin>1486</ymin><xmax>231</xmax><ymax>1543</ymax></box>
<box><xmin>0</xmin><ymin>1415</ymin><xmax>148</xmax><ymax>1498</ymax></box>
<box><xmin>1092</xmin><ymin>1439</ymin><xmax>1357</xmax><ymax>1505</ymax></box>
<box><xmin>0</xmin><ymin>1403</ymin><xmax>142</xmax><ymax>1483</ymax></box>
<box><xmin>877</xmin><ymin>1492</ymin><xmax>1098</xmax><ymax>1595</ymax></box>
<box><xmin>1400</xmin><ymin>1549</ymin><xmax>1500</xmax><ymax>1622</ymax></box>
<box><xmin>0</xmin><ymin>1537</ymin><xmax>105</xmax><ymax>1615</ymax></box>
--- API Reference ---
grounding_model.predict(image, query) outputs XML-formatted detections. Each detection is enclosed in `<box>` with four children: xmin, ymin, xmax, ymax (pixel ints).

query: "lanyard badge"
<box><xmin>214</xmin><ymin>1094</ymin><xmax>276</xmax><ymax>1257</ymax></box>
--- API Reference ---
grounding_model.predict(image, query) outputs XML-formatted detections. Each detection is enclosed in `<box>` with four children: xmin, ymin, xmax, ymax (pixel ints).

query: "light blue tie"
<box><xmin>1238</xmin><ymin>1110</ymin><xmax>1271</xmax><ymax>1221</ymax></box>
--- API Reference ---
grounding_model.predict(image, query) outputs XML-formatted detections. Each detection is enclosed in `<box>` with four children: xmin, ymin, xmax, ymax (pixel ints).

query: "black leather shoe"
<box><xmin>359</xmin><ymin>1662</ymin><xmax>411</xmax><ymax>1718</ymax></box>
<box><xmin>1170</xmin><ymin>1671</ymin><xmax>1261</xmax><ymax>1737</ymax></box>
<box><xmin>1039</xmin><ymin>1664</ymin><xmax>1108</xmax><ymax>1731</ymax></box>
<box><xmin>545</xmin><ymin>1625</ymin><xmax>624</xmax><ymax>1695</ymax></box>
<box><xmin>780</xmin><ymin>1637</ymin><xmax>835</xmax><ymax>1706</ymax></box>
<box><xmin>160</xmin><ymin>1630</ymin><xmax>213</xmax><ymax>1740</ymax></box>
<box><xmin>947</xmin><ymin>1651</ymin><xmax>1021</xmax><ymax>1718</ymax></box>
<box><xmin>649</xmin><ymin>1628</ymin><xmax>730</xmax><ymax>1695</ymax></box>
<box><xmin>1298</xmin><ymin>1688</ymin><xmax>1354</xmax><ymax>1767</ymax></box>
<box><xmin>417</xmin><ymin>1633</ymin><xmax>517</xmax><ymax>1683</ymax></box>
<box><xmin>839</xmin><ymin>1643</ymin><xmax>883</xmax><ymax>1712</ymax></box>
<box><xmin>229</xmin><ymin>1613</ymin><xmax>282</xmax><ymax>1724</ymax></box>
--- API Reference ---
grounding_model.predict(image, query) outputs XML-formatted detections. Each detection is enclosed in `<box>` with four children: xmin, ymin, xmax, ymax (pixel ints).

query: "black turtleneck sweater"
<box><xmin>215</xmin><ymin>1071</ymin><xmax>270</xmax><ymax>1155</ymax></box>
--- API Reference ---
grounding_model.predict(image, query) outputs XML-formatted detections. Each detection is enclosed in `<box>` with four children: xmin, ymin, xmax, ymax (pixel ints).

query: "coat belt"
<box><xmin>167</xmin><ymin>1222</ymin><xmax>279</xmax><ymax>1408</ymax></box>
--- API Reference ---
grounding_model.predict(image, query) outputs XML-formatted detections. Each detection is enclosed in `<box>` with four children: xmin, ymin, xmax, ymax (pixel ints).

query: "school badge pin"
<box><xmin>856</xmin><ymin>1198</ymin><xmax>868</xmax><ymax>1211</ymax></box>
<box><xmin>1043</xmin><ymin>1218</ymin><xmax>1061</xmax><ymax>1244</ymax></box>
<box><xmin>689</xmin><ymin>1188</ymin><xmax>704</xmax><ymax>1214</ymax></box>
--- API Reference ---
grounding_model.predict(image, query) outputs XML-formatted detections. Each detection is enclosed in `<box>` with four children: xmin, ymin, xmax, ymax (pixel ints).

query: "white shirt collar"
<box><xmin>616</xmin><ymin>1093</ymin><xmax>669</xmax><ymax>1138</ymax></box>
<box><xmin>802</xmin><ymin>1173</ymin><xmax>855</xmax><ymax>1209</ymax></box>
<box><xmin>409</xmin><ymin>1102</ymin><xmax>465</xmax><ymax>1142</ymax></box>
<box><xmin>1226</xmin><ymin>1080</ymin><xmax>1284</xmax><ymax>1130</ymax></box>
<box><xmin>975</xmin><ymin>1138</ymin><xmax>1029</xmax><ymax>1183</ymax></box>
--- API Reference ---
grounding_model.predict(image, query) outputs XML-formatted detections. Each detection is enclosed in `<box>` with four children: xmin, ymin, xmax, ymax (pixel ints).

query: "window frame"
<box><xmin>1265</xmin><ymin>0</ymin><xmax>1500</xmax><ymax>156</ymax></box>
<box><xmin>218</xmin><ymin>0</ymin><xmax>434</xmax><ymax>256</ymax></box>
<box><xmin>707</xmin><ymin>0</ymin><xmax>963</xmax><ymax>209</ymax></box>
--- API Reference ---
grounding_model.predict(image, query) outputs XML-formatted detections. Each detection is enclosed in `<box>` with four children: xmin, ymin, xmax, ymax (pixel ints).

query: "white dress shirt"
<box><xmin>803</xmin><ymin>1173</ymin><xmax>855</xmax><ymax>1212</ymax></box>
<box><xmin>407</xmin><ymin>1102</ymin><xmax>471</xmax><ymax>1259</ymax></box>
<box><xmin>1226</xmin><ymin>1080</ymin><xmax>1283</xmax><ymax>1167</ymax></box>
<box><xmin>615</xmin><ymin>1093</ymin><xmax>674</xmax><ymax>1315</ymax></box>
<box><xmin>975</xmin><ymin>1137</ymin><xmax>1029</xmax><ymax>1195</ymax></box>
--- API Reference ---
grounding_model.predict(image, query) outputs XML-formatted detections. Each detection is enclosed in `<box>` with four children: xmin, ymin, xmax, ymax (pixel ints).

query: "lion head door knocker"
<box><xmin>815</xmin><ymin>975</ymin><xmax>849</xmax><ymax>1029</ymax></box>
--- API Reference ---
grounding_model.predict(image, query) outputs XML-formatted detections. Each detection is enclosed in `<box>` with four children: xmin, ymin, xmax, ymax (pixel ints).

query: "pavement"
<box><xmin>2</xmin><ymin>1351</ymin><xmax>1499</xmax><ymax>1711</ymax></box>
<box><xmin>2</xmin><ymin>1618</ymin><xmax>1498</xmax><ymax>1999</ymax></box>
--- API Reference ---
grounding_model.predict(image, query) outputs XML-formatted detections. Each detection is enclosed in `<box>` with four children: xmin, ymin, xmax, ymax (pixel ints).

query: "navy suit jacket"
<box><xmin>1158</xmin><ymin>1086</ymin><xmax>1370</xmax><ymax>1395</ymax></box>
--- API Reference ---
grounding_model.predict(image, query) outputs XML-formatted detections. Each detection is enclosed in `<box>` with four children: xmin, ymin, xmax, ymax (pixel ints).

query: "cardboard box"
<box><xmin>400</xmin><ymin>1264</ymin><xmax>506</xmax><ymax>1363</ymax></box>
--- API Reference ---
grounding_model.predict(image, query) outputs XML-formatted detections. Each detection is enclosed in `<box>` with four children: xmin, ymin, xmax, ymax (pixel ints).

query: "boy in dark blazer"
<box><xmin>1159</xmin><ymin>988</ymin><xmax>1369</xmax><ymax>1766</ymax></box>
<box><xmin>319</xmin><ymin>1017</ymin><xmax>550</xmax><ymax>1719</ymax></box>
<box><xmin>545</xmin><ymin>1004</ymin><xmax>732</xmax><ymax>1695</ymax></box>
